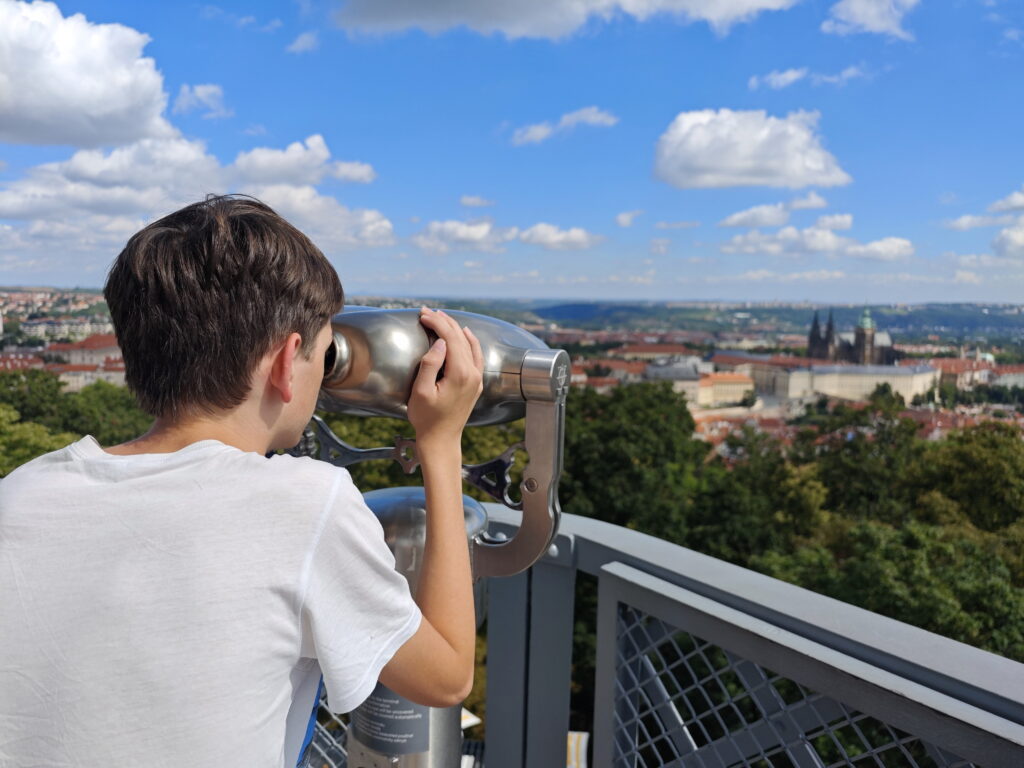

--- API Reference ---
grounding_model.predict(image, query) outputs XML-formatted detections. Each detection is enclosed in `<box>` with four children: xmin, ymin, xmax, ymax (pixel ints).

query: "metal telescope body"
<box><xmin>296</xmin><ymin>306</ymin><xmax>569</xmax><ymax>767</ymax></box>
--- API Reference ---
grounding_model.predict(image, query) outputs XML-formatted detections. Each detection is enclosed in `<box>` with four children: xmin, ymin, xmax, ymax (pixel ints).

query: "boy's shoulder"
<box><xmin>1</xmin><ymin>437</ymin><xmax>357</xmax><ymax>504</ymax></box>
<box><xmin>1</xmin><ymin>439</ymin><xmax>79</xmax><ymax>486</ymax></box>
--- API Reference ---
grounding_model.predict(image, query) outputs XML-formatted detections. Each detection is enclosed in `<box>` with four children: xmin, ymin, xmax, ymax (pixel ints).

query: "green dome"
<box><xmin>858</xmin><ymin>308</ymin><xmax>876</xmax><ymax>330</ymax></box>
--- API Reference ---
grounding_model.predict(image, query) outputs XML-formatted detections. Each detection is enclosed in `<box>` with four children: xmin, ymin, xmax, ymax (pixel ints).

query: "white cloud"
<box><xmin>0</xmin><ymin>134</ymin><xmax>393</xmax><ymax>270</ymax></box>
<box><xmin>251</xmin><ymin>184</ymin><xmax>394</xmax><ymax>250</ymax></box>
<box><xmin>789</xmin><ymin>191</ymin><xmax>828</xmax><ymax>209</ymax></box>
<box><xmin>334</xmin><ymin>0</ymin><xmax>801</xmax><ymax>39</ymax></box>
<box><xmin>721</xmin><ymin>223</ymin><xmax>913</xmax><ymax>261</ymax></box>
<box><xmin>954</xmin><ymin>270</ymin><xmax>983</xmax><ymax>285</ymax></box>
<box><xmin>846</xmin><ymin>237</ymin><xmax>915</xmax><ymax>261</ymax></box>
<box><xmin>655</xmin><ymin>109</ymin><xmax>851</xmax><ymax>189</ymax></box>
<box><xmin>244</xmin><ymin>124</ymin><xmax>268</xmax><ymax>136</ymax></box>
<box><xmin>748</xmin><ymin>68</ymin><xmax>807</xmax><ymax>90</ymax></box>
<box><xmin>815</xmin><ymin>213</ymin><xmax>853</xmax><ymax>230</ymax></box>
<box><xmin>993</xmin><ymin>218</ymin><xmax>1024</xmax><ymax>259</ymax></box>
<box><xmin>655</xmin><ymin>220</ymin><xmax>700</xmax><ymax>229</ymax></box>
<box><xmin>650</xmin><ymin>237</ymin><xmax>670</xmax><ymax>255</ymax></box>
<box><xmin>461</xmin><ymin>195</ymin><xmax>494</xmax><ymax>207</ymax></box>
<box><xmin>945</xmin><ymin>213</ymin><xmax>1015</xmax><ymax>230</ymax></box>
<box><xmin>0</xmin><ymin>0</ymin><xmax>172</xmax><ymax>146</ymax></box>
<box><xmin>233</xmin><ymin>135</ymin><xmax>376</xmax><ymax>185</ymax></box>
<box><xmin>719</xmin><ymin>203</ymin><xmax>789</xmax><ymax>228</ymax></box>
<box><xmin>953</xmin><ymin>253</ymin><xmax>1015</xmax><ymax>269</ymax></box>
<box><xmin>707</xmin><ymin>269</ymin><xmax>847</xmax><ymax>283</ymax></box>
<box><xmin>512</xmin><ymin>106</ymin><xmax>618</xmax><ymax>146</ymax></box>
<box><xmin>412</xmin><ymin>219</ymin><xmax>519</xmax><ymax>253</ymax></box>
<box><xmin>0</xmin><ymin>136</ymin><xmax>221</xmax><ymax>220</ymax></box>
<box><xmin>822</xmin><ymin>0</ymin><xmax>920</xmax><ymax>40</ymax></box>
<box><xmin>616</xmin><ymin>209</ymin><xmax>643</xmax><ymax>227</ymax></box>
<box><xmin>173</xmin><ymin>84</ymin><xmax>233</xmax><ymax>119</ymax></box>
<box><xmin>519</xmin><ymin>222</ymin><xmax>603</xmax><ymax>250</ymax></box>
<box><xmin>749</xmin><ymin>65</ymin><xmax>867</xmax><ymax>90</ymax></box>
<box><xmin>331</xmin><ymin>161</ymin><xmax>377</xmax><ymax>183</ymax></box>
<box><xmin>812</xmin><ymin>65</ymin><xmax>867</xmax><ymax>86</ymax></box>
<box><xmin>990</xmin><ymin>185</ymin><xmax>1024</xmax><ymax>212</ymax></box>
<box><xmin>287</xmin><ymin>30</ymin><xmax>319</xmax><ymax>53</ymax></box>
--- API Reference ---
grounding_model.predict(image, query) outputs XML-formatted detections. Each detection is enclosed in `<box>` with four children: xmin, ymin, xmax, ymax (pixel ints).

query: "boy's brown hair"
<box><xmin>105</xmin><ymin>194</ymin><xmax>344</xmax><ymax>419</ymax></box>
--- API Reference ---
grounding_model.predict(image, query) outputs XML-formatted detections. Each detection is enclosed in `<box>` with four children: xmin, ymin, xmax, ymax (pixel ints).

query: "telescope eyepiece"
<box><xmin>322</xmin><ymin>332</ymin><xmax>351</xmax><ymax>383</ymax></box>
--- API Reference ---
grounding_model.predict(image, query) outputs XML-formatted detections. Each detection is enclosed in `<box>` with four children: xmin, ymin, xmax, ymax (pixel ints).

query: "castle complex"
<box><xmin>807</xmin><ymin>308</ymin><xmax>900</xmax><ymax>366</ymax></box>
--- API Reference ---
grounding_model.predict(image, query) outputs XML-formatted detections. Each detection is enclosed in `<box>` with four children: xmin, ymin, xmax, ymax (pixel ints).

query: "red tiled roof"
<box><xmin>610</xmin><ymin>344</ymin><xmax>696</xmax><ymax>356</ymax></box>
<box><xmin>0</xmin><ymin>355</ymin><xmax>43</xmax><ymax>370</ymax></box>
<box><xmin>47</xmin><ymin>333</ymin><xmax>119</xmax><ymax>352</ymax></box>
<box><xmin>582</xmin><ymin>377</ymin><xmax>621</xmax><ymax>389</ymax></box>
<box><xmin>46</xmin><ymin>363</ymin><xmax>98</xmax><ymax>373</ymax></box>
<box><xmin>700</xmin><ymin>372</ymin><xmax>754</xmax><ymax>385</ymax></box>
<box><xmin>587</xmin><ymin>358</ymin><xmax>648</xmax><ymax>375</ymax></box>
<box><xmin>925</xmin><ymin>358</ymin><xmax>993</xmax><ymax>373</ymax></box>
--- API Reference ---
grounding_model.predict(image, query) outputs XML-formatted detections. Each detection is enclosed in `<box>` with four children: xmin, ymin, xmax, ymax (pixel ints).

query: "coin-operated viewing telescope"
<box><xmin>292</xmin><ymin>305</ymin><xmax>569</xmax><ymax>767</ymax></box>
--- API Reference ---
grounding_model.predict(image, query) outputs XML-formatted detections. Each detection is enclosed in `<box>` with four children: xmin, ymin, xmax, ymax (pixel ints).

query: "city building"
<box><xmin>915</xmin><ymin>357</ymin><xmax>993</xmax><ymax>390</ymax></box>
<box><xmin>0</xmin><ymin>353</ymin><xmax>44</xmax><ymax>371</ymax></box>
<box><xmin>713</xmin><ymin>351</ymin><xmax>938</xmax><ymax>402</ymax></box>
<box><xmin>21</xmin><ymin>317</ymin><xmax>114</xmax><ymax>340</ymax></box>
<box><xmin>608</xmin><ymin>343</ymin><xmax>698</xmax><ymax>360</ymax></box>
<box><xmin>697</xmin><ymin>372</ymin><xmax>755</xmax><ymax>408</ymax></box>
<box><xmin>807</xmin><ymin>308</ymin><xmax>899</xmax><ymax>365</ymax></box>
<box><xmin>48</xmin><ymin>333</ymin><xmax>121</xmax><ymax>366</ymax></box>
<box><xmin>45</xmin><ymin>358</ymin><xmax>125</xmax><ymax>392</ymax></box>
<box><xmin>991</xmin><ymin>364</ymin><xmax>1024</xmax><ymax>389</ymax></box>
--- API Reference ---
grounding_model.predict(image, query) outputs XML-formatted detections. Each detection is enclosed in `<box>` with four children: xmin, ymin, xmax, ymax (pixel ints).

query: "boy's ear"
<box><xmin>269</xmin><ymin>332</ymin><xmax>303</xmax><ymax>404</ymax></box>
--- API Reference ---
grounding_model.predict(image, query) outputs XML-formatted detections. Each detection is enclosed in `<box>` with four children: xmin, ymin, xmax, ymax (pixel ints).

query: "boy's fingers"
<box><xmin>413</xmin><ymin>338</ymin><xmax>446</xmax><ymax>394</ymax></box>
<box><xmin>465</xmin><ymin>327</ymin><xmax>484</xmax><ymax>372</ymax></box>
<box><xmin>419</xmin><ymin>309</ymin><xmax>470</xmax><ymax>358</ymax></box>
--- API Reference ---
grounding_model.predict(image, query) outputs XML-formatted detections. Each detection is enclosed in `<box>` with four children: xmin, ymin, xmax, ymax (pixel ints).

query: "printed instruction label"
<box><xmin>350</xmin><ymin>682</ymin><xmax>430</xmax><ymax>754</ymax></box>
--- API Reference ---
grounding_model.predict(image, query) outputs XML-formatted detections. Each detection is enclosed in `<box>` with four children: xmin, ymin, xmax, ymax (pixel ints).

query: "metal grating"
<box><xmin>309</xmin><ymin>693</ymin><xmax>348</xmax><ymax>768</ymax></box>
<box><xmin>611</xmin><ymin>605</ymin><xmax>980</xmax><ymax>768</ymax></box>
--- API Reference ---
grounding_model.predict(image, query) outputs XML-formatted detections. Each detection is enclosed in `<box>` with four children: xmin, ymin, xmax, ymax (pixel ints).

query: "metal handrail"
<box><xmin>483</xmin><ymin>507</ymin><xmax>1024</xmax><ymax>768</ymax></box>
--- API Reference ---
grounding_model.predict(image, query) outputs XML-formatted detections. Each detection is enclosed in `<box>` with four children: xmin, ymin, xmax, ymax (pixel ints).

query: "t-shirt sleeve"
<box><xmin>298</xmin><ymin>471</ymin><xmax>422</xmax><ymax>714</ymax></box>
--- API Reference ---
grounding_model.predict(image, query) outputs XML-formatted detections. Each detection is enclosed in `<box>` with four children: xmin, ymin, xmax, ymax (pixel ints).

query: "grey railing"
<box><xmin>311</xmin><ymin>508</ymin><xmax>1024</xmax><ymax>767</ymax></box>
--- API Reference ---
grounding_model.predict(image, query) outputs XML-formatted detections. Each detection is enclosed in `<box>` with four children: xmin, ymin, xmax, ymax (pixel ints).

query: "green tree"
<box><xmin>916</xmin><ymin>422</ymin><xmax>1024</xmax><ymax>531</ymax></box>
<box><xmin>0</xmin><ymin>369</ymin><xmax>65</xmax><ymax>429</ymax></box>
<box><xmin>0</xmin><ymin>404</ymin><xmax>76</xmax><ymax>477</ymax></box>
<box><xmin>754</xmin><ymin>518</ymin><xmax>1024</xmax><ymax>661</ymax></box>
<box><xmin>792</xmin><ymin>396</ymin><xmax>922</xmax><ymax>524</ymax></box>
<box><xmin>689</xmin><ymin>430</ymin><xmax>827</xmax><ymax>566</ymax></box>
<box><xmin>60</xmin><ymin>381</ymin><xmax>153</xmax><ymax>446</ymax></box>
<box><xmin>559</xmin><ymin>382</ymin><xmax>708</xmax><ymax>533</ymax></box>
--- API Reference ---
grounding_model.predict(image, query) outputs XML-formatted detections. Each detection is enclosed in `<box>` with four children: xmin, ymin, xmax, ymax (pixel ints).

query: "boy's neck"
<box><xmin>104</xmin><ymin>409</ymin><xmax>272</xmax><ymax>456</ymax></box>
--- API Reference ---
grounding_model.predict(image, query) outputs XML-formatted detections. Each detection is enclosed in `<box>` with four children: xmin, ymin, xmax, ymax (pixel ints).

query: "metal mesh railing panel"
<box><xmin>611</xmin><ymin>605</ymin><xmax>979</xmax><ymax>768</ymax></box>
<box><xmin>309</xmin><ymin>692</ymin><xmax>348</xmax><ymax>768</ymax></box>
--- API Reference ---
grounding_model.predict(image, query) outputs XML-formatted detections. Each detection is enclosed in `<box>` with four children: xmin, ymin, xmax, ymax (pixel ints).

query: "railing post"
<box><xmin>486</xmin><ymin>531</ymin><xmax>576</xmax><ymax>768</ymax></box>
<box><xmin>486</xmin><ymin>570</ymin><xmax>529</xmax><ymax>768</ymax></box>
<box><xmin>592</xmin><ymin>562</ymin><xmax>621</xmax><ymax>768</ymax></box>
<box><xmin>524</xmin><ymin>545</ymin><xmax>577</xmax><ymax>766</ymax></box>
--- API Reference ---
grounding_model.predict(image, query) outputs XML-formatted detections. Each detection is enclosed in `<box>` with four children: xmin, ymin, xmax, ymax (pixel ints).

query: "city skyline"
<box><xmin>0</xmin><ymin>0</ymin><xmax>1022</xmax><ymax>302</ymax></box>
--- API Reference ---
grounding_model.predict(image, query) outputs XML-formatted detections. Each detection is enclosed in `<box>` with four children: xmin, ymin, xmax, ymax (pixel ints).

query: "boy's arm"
<box><xmin>377</xmin><ymin>308</ymin><xmax>482</xmax><ymax>707</ymax></box>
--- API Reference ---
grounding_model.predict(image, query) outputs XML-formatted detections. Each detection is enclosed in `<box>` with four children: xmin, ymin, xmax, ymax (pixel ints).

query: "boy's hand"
<box><xmin>407</xmin><ymin>308</ymin><xmax>484</xmax><ymax>447</ymax></box>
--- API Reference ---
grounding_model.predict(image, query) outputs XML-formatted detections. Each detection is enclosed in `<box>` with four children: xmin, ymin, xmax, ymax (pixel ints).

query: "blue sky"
<box><xmin>0</xmin><ymin>0</ymin><xmax>1022</xmax><ymax>302</ymax></box>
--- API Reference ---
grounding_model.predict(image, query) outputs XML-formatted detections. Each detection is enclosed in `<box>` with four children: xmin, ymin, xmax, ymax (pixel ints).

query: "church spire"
<box><xmin>825</xmin><ymin>310</ymin><xmax>835</xmax><ymax>344</ymax></box>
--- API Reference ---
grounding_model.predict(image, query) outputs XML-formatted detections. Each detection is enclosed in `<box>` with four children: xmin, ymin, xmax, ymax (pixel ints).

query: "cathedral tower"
<box><xmin>854</xmin><ymin>308</ymin><xmax>876</xmax><ymax>365</ymax></box>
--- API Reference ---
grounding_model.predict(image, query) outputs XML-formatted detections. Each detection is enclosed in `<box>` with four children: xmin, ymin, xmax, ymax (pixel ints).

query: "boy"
<box><xmin>0</xmin><ymin>195</ymin><xmax>483</xmax><ymax>767</ymax></box>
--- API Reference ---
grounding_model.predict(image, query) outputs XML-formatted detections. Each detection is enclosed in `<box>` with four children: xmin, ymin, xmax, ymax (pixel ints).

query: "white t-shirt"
<box><xmin>0</xmin><ymin>436</ymin><xmax>422</xmax><ymax>768</ymax></box>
